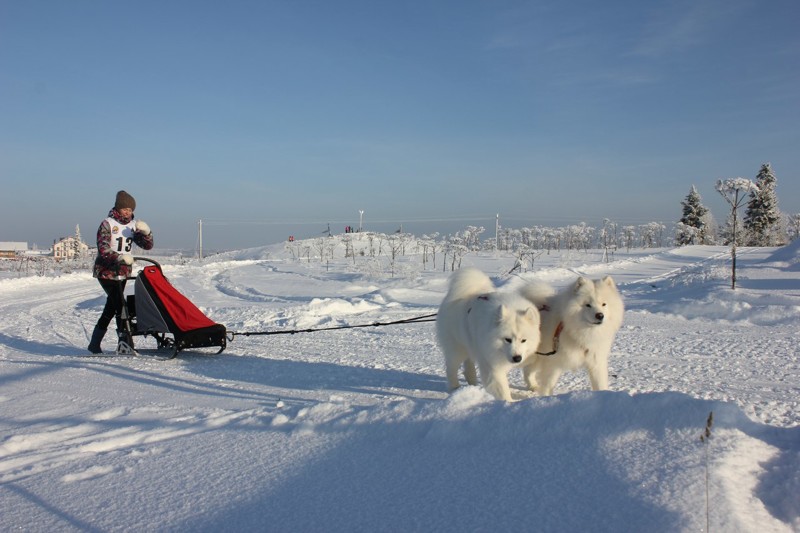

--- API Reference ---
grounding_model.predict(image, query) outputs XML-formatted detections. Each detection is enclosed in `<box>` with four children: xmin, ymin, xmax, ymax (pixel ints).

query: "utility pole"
<box><xmin>198</xmin><ymin>219</ymin><xmax>203</xmax><ymax>260</ymax></box>
<box><xmin>495</xmin><ymin>213</ymin><xmax>499</xmax><ymax>251</ymax></box>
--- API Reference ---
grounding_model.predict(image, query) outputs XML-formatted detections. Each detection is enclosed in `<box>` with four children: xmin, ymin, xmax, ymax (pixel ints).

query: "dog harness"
<box><xmin>537</xmin><ymin>321</ymin><xmax>564</xmax><ymax>357</ymax></box>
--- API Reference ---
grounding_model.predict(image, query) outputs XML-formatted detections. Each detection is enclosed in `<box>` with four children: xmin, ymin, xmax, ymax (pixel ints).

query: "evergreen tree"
<box><xmin>72</xmin><ymin>224</ymin><xmax>82</xmax><ymax>260</ymax></box>
<box><xmin>743</xmin><ymin>163</ymin><xmax>780</xmax><ymax>246</ymax></box>
<box><xmin>677</xmin><ymin>185</ymin><xmax>709</xmax><ymax>245</ymax></box>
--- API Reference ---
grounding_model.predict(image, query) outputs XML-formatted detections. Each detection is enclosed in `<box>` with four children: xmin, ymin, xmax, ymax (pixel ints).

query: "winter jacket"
<box><xmin>93</xmin><ymin>208</ymin><xmax>154</xmax><ymax>280</ymax></box>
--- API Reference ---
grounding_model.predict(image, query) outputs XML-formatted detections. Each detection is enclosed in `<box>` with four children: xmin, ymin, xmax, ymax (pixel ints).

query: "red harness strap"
<box><xmin>537</xmin><ymin>321</ymin><xmax>564</xmax><ymax>356</ymax></box>
<box><xmin>552</xmin><ymin>321</ymin><xmax>564</xmax><ymax>352</ymax></box>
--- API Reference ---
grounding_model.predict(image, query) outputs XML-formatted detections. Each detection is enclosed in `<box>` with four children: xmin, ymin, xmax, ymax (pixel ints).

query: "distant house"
<box><xmin>53</xmin><ymin>236</ymin><xmax>89</xmax><ymax>260</ymax></box>
<box><xmin>0</xmin><ymin>242</ymin><xmax>28</xmax><ymax>258</ymax></box>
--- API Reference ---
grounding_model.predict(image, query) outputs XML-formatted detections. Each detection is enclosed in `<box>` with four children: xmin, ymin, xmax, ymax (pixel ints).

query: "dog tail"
<box><xmin>443</xmin><ymin>267</ymin><xmax>495</xmax><ymax>302</ymax></box>
<box><xmin>517</xmin><ymin>279</ymin><xmax>556</xmax><ymax>308</ymax></box>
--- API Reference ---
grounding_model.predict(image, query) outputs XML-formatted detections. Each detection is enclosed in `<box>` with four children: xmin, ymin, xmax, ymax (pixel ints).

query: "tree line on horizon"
<box><xmin>284</xmin><ymin>163</ymin><xmax>793</xmax><ymax>268</ymax></box>
<box><xmin>357</xmin><ymin>163</ymin><xmax>796</xmax><ymax>257</ymax></box>
<box><xmin>678</xmin><ymin>163</ymin><xmax>794</xmax><ymax>247</ymax></box>
<box><xmin>283</xmin><ymin>161</ymin><xmax>793</xmax><ymax>274</ymax></box>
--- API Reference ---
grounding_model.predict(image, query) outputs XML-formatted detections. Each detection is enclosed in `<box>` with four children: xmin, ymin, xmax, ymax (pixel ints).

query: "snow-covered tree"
<box><xmin>442</xmin><ymin>234</ymin><xmax>467</xmax><ymax>271</ymax></box>
<box><xmin>677</xmin><ymin>185</ymin><xmax>709</xmax><ymax>245</ymax></box>
<box><xmin>718</xmin><ymin>211</ymin><xmax>744</xmax><ymax>247</ymax></box>
<box><xmin>716</xmin><ymin>177</ymin><xmax>758</xmax><ymax>289</ymax></box>
<box><xmin>600</xmin><ymin>219</ymin><xmax>618</xmax><ymax>262</ymax></box>
<box><xmin>342</xmin><ymin>234</ymin><xmax>355</xmax><ymax>263</ymax></box>
<box><xmin>312</xmin><ymin>238</ymin><xmax>326</xmax><ymax>262</ymax></box>
<box><xmin>73</xmin><ymin>224</ymin><xmax>83</xmax><ymax>259</ymax></box>
<box><xmin>639</xmin><ymin>222</ymin><xmax>665</xmax><ymax>248</ymax></box>
<box><xmin>701</xmin><ymin>211</ymin><xmax>718</xmax><ymax>244</ymax></box>
<box><xmin>743</xmin><ymin>163</ymin><xmax>780</xmax><ymax>246</ymax></box>
<box><xmin>461</xmin><ymin>226</ymin><xmax>485</xmax><ymax>251</ymax></box>
<box><xmin>622</xmin><ymin>226</ymin><xmax>636</xmax><ymax>252</ymax></box>
<box><xmin>787</xmin><ymin>214</ymin><xmax>800</xmax><ymax>242</ymax></box>
<box><xmin>675</xmin><ymin>222</ymin><xmax>702</xmax><ymax>247</ymax></box>
<box><xmin>386</xmin><ymin>234</ymin><xmax>406</xmax><ymax>277</ymax></box>
<box><xmin>563</xmin><ymin>223</ymin><xmax>594</xmax><ymax>251</ymax></box>
<box><xmin>418</xmin><ymin>233</ymin><xmax>439</xmax><ymax>270</ymax></box>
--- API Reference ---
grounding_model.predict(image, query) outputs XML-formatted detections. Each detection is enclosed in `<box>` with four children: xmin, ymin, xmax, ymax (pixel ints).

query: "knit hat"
<box><xmin>115</xmin><ymin>190</ymin><xmax>136</xmax><ymax>211</ymax></box>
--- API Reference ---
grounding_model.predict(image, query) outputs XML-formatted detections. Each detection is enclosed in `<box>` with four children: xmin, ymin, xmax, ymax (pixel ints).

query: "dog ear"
<box><xmin>522</xmin><ymin>306</ymin><xmax>538</xmax><ymax>323</ymax></box>
<box><xmin>496</xmin><ymin>304</ymin><xmax>509</xmax><ymax>322</ymax></box>
<box><xmin>602</xmin><ymin>276</ymin><xmax>617</xmax><ymax>288</ymax></box>
<box><xmin>573</xmin><ymin>277</ymin><xmax>591</xmax><ymax>293</ymax></box>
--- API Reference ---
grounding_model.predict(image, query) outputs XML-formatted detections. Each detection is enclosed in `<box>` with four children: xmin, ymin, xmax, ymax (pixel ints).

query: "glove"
<box><xmin>118</xmin><ymin>254</ymin><xmax>134</xmax><ymax>266</ymax></box>
<box><xmin>136</xmin><ymin>220</ymin><xmax>151</xmax><ymax>235</ymax></box>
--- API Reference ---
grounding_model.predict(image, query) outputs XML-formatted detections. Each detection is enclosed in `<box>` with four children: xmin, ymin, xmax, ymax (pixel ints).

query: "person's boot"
<box><xmin>88</xmin><ymin>327</ymin><xmax>106</xmax><ymax>354</ymax></box>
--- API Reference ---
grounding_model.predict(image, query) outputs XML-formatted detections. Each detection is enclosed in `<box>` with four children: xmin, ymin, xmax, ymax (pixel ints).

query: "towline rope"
<box><xmin>228</xmin><ymin>313</ymin><xmax>438</xmax><ymax>341</ymax></box>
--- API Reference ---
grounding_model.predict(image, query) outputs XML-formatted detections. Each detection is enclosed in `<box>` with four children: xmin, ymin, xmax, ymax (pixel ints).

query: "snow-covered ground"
<box><xmin>1</xmin><ymin>238</ymin><xmax>798</xmax><ymax>532</ymax></box>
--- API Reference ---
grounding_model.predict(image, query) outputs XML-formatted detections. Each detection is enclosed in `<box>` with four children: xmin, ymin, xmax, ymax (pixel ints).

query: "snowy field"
<box><xmin>1</xmin><ymin>237</ymin><xmax>798</xmax><ymax>532</ymax></box>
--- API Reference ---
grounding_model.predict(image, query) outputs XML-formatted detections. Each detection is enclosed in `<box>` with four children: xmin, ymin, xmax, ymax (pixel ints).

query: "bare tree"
<box><xmin>342</xmin><ymin>234</ymin><xmax>355</xmax><ymax>263</ymax></box>
<box><xmin>386</xmin><ymin>234</ymin><xmax>405</xmax><ymax>277</ymax></box>
<box><xmin>716</xmin><ymin>178</ymin><xmax>758</xmax><ymax>289</ymax></box>
<box><xmin>313</xmin><ymin>238</ymin><xmax>327</xmax><ymax>262</ymax></box>
<box><xmin>419</xmin><ymin>233</ymin><xmax>439</xmax><ymax>270</ymax></box>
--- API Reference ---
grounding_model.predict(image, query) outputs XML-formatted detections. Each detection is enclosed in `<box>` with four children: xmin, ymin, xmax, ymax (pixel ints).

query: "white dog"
<box><xmin>436</xmin><ymin>268</ymin><xmax>541</xmax><ymax>402</ymax></box>
<box><xmin>519</xmin><ymin>276</ymin><xmax>624</xmax><ymax>396</ymax></box>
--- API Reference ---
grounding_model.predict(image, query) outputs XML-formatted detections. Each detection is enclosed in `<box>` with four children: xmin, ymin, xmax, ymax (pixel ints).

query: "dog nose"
<box><xmin>595</xmin><ymin>312</ymin><xmax>604</xmax><ymax>321</ymax></box>
<box><xmin>512</xmin><ymin>355</ymin><xmax>522</xmax><ymax>363</ymax></box>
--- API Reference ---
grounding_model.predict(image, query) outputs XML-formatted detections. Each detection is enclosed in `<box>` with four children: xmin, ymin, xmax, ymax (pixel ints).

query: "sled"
<box><xmin>117</xmin><ymin>257</ymin><xmax>227</xmax><ymax>358</ymax></box>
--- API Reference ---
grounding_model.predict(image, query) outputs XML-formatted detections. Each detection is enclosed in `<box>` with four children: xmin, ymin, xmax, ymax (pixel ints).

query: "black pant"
<box><xmin>95</xmin><ymin>279</ymin><xmax>127</xmax><ymax>331</ymax></box>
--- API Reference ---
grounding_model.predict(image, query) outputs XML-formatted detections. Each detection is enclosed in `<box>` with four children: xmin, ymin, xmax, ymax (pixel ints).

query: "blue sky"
<box><xmin>2</xmin><ymin>0</ymin><xmax>798</xmax><ymax>251</ymax></box>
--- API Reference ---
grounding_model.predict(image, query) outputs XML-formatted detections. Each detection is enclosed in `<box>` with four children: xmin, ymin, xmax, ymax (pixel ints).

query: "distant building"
<box><xmin>53</xmin><ymin>236</ymin><xmax>89</xmax><ymax>260</ymax></box>
<box><xmin>0</xmin><ymin>242</ymin><xmax>28</xmax><ymax>258</ymax></box>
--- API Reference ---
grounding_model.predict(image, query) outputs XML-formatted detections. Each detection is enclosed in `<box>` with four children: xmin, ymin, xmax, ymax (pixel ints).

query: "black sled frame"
<box><xmin>116</xmin><ymin>257</ymin><xmax>227</xmax><ymax>359</ymax></box>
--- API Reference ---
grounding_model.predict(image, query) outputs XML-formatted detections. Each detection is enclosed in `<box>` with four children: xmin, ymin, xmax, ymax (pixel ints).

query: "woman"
<box><xmin>88</xmin><ymin>190</ymin><xmax>154</xmax><ymax>354</ymax></box>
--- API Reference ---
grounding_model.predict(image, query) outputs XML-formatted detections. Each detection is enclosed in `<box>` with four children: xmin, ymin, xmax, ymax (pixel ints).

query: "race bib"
<box><xmin>107</xmin><ymin>217</ymin><xmax>136</xmax><ymax>253</ymax></box>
